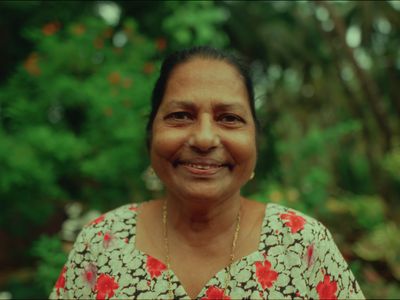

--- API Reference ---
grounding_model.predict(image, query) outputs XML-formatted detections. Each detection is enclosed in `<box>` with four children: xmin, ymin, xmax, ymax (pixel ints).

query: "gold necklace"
<box><xmin>162</xmin><ymin>199</ymin><xmax>241</xmax><ymax>299</ymax></box>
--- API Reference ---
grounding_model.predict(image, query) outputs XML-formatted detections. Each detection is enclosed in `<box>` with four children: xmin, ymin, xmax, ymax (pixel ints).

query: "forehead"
<box><xmin>161</xmin><ymin>58</ymin><xmax>249</xmax><ymax>110</ymax></box>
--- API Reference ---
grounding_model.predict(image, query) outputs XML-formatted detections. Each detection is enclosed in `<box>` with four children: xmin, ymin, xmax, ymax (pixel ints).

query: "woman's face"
<box><xmin>150</xmin><ymin>58</ymin><xmax>257</xmax><ymax>202</ymax></box>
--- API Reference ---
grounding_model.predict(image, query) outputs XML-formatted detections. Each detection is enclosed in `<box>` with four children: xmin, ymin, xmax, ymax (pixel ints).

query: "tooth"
<box><xmin>182</xmin><ymin>162</ymin><xmax>225</xmax><ymax>169</ymax></box>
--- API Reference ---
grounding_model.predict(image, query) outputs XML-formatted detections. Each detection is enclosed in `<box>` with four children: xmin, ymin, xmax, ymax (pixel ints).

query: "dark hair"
<box><xmin>146</xmin><ymin>46</ymin><xmax>260</xmax><ymax>149</ymax></box>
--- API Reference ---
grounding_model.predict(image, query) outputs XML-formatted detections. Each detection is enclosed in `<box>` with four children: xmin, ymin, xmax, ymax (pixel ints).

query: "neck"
<box><xmin>164</xmin><ymin>192</ymin><xmax>242</xmax><ymax>245</ymax></box>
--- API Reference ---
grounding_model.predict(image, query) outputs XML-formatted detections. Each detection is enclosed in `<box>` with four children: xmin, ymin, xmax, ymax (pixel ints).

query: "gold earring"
<box><xmin>250</xmin><ymin>172</ymin><xmax>255</xmax><ymax>180</ymax></box>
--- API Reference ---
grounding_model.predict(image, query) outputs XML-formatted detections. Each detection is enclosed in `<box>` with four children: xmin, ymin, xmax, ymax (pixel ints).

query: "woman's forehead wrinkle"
<box><xmin>164</xmin><ymin>100</ymin><xmax>197</xmax><ymax>110</ymax></box>
<box><xmin>213</xmin><ymin>103</ymin><xmax>247</xmax><ymax>112</ymax></box>
<box><xmin>162</xmin><ymin>100</ymin><xmax>249</xmax><ymax>115</ymax></box>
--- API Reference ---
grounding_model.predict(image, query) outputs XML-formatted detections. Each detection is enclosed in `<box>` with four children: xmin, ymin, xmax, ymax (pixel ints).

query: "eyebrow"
<box><xmin>164</xmin><ymin>100</ymin><xmax>196</xmax><ymax>110</ymax></box>
<box><xmin>164</xmin><ymin>100</ymin><xmax>247</xmax><ymax>111</ymax></box>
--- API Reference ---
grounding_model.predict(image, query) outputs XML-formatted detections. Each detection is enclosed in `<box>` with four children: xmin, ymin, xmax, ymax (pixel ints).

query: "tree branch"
<box><xmin>315</xmin><ymin>0</ymin><xmax>394</xmax><ymax>151</ymax></box>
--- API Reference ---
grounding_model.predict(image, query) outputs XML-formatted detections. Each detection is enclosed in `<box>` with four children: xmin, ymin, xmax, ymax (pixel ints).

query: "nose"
<box><xmin>188</xmin><ymin>114</ymin><xmax>220</xmax><ymax>152</ymax></box>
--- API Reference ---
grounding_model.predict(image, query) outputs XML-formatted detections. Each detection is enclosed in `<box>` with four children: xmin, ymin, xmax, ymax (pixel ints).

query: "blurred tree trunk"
<box><xmin>316</xmin><ymin>0</ymin><xmax>394</xmax><ymax>152</ymax></box>
<box><xmin>314</xmin><ymin>1</ymin><xmax>399</xmax><ymax>217</ymax></box>
<box><xmin>387</xmin><ymin>58</ymin><xmax>400</xmax><ymax>126</ymax></box>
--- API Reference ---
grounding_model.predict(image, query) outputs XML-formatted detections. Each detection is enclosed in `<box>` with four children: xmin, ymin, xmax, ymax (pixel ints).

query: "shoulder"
<box><xmin>264</xmin><ymin>203</ymin><xmax>329</xmax><ymax>240</ymax></box>
<box><xmin>73</xmin><ymin>203</ymin><xmax>140</xmax><ymax>246</ymax></box>
<box><xmin>266</xmin><ymin>203</ymin><xmax>321</xmax><ymax>226</ymax></box>
<box><xmin>84</xmin><ymin>203</ymin><xmax>139</xmax><ymax>229</ymax></box>
<box><xmin>50</xmin><ymin>203</ymin><xmax>141</xmax><ymax>299</ymax></box>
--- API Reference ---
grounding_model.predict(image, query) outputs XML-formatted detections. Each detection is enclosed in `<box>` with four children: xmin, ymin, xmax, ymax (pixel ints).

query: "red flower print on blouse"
<box><xmin>103</xmin><ymin>231</ymin><xmax>113</xmax><ymax>249</ymax></box>
<box><xmin>200</xmin><ymin>286</ymin><xmax>230</xmax><ymax>300</ymax></box>
<box><xmin>129</xmin><ymin>205</ymin><xmax>137</xmax><ymax>211</ymax></box>
<box><xmin>90</xmin><ymin>215</ymin><xmax>105</xmax><ymax>226</ymax></box>
<box><xmin>55</xmin><ymin>266</ymin><xmax>66</xmax><ymax>296</ymax></box>
<box><xmin>83</xmin><ymin>263</ymin><xmax>98</xmax><ymax>290</ymax></box>
<box><xmin>280</xmin><ymin>211</ymin><xmax>306</xmax><ymax>233</ymax></box>
<box><xmin>95</xmin><ymin>274</ymin><xmax>119</xmax><ymax>300</ymax></box>
<box><xmin>316</xmin><ymin>274</ymin><xmax>338</xmax><ymax>300</ymax></box>
<box><xmin>255</xmin><ymin>259</ymin><xmax>279</xmax><ymax>289</ymax></box>
<box><xmin>306</xmin><ymin>244</ymin><xmax>315</xmax><ymax>268</ymax></box>
<box><xmin>146</xmin><ymin>255</ymin><xmax>167</xmax><ymax>279</ymax></box>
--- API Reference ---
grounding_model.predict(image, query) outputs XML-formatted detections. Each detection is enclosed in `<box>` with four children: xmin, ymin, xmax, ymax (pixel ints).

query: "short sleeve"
<box><xmin>49</xmin><ymin>226</ymin><xmax>97</xmax><ymax>299</ymax></box>
<box><xmin>307</xmin><ymin>223</ymin><xmax>365</xmax><ymax>299</ymax></box>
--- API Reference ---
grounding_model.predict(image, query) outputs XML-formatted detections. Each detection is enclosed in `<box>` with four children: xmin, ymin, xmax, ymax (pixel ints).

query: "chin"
<box><xmin>173</xmin><ymin>185</ymin><xmax>237</xmax><ymax>203</ymax></box>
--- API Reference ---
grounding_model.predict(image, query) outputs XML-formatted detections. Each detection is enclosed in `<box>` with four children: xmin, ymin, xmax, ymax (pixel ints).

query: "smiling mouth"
<box><xmin>181</xmin><ymin>162</ymin><xmax>224</xmax><ymax>170</ymax></box>
<box><xmin>173</xmin><ymin>159</ymin><xmax>233</xmax><ymax>173</ymax></box>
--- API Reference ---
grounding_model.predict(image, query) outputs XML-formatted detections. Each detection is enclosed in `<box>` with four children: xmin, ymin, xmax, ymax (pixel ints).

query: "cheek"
<box><xmin>224</xmin><ymin>132</ymin><xmax>257</xmax><ymax>167</ymax></box>
<box><xmin>151</xmin><ymin>129</ymin><xmax>187</xmax><ymax>160</ymax></box>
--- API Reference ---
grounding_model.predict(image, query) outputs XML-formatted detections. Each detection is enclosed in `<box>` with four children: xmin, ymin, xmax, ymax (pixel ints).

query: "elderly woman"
<box><xmin>50</xmin><ymin>46</ymin><xmax>364</xmax><ymax>299</ymax></box>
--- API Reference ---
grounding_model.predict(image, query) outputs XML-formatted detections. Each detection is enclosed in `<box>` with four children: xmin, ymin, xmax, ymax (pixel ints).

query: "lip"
<box><xmin>173</xmin><ymin>158</ymin><xmax>232</xmax><ymax>176</ymax></box>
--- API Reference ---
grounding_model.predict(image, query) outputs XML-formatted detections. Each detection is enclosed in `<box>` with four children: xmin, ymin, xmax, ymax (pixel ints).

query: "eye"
<box><xmin>164</xmin><ymin>111</ymin><xmax>193</xmax><ymax>122</ymax></box>
<box><xmin>218</xmin><ymin>114</ymin><xmax>245</xmax><ymax>125</ymax></box>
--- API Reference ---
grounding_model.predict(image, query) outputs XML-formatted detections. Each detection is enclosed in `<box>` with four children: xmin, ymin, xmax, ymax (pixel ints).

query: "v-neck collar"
<box><xmin>131</xmin><ymin>202</ymin><xmax>270</xmax><ymax>299</ymax></box>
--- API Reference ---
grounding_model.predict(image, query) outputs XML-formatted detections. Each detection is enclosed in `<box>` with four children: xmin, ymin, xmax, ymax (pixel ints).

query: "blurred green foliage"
<box><xmin>382</xmin><ymin>146</ymin><xmax>400</xmax><ymax>182</ymax></box>
<box><xmin>0</xmin><ymin>1</ymin><xmax>399</xmax><ymax>298</ymax></box>
<box><xmin>31</xmin><ymin>235</ymin><xmax>68</xmax><ymax>294</ymax></box>
<box><xmin>354</xmin><ymin>222</ymin><xmax>400</xmax><ymax>279</ymax></box>
<box><xmin>162</xmin><ymin>1</ymin><xmax>229</xmax><ymax>47</ymax></box>
<box><xmin>0</xmin><ymin>16</ymin><xmax>157</xmax><ymax>232</ymax></box>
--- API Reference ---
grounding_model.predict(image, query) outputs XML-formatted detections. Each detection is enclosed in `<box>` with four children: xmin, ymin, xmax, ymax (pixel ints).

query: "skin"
<box><xmin>135</xmin><ymin>58</ymin><xmax>266</xmax><ymax>298</ymax></box>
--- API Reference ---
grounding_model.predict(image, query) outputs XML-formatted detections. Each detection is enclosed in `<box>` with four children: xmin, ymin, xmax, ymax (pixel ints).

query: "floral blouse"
<box><xmin>49</xmin><ymin>202</ymin><xmax>364</xmax><ymax>299</ymax></box>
